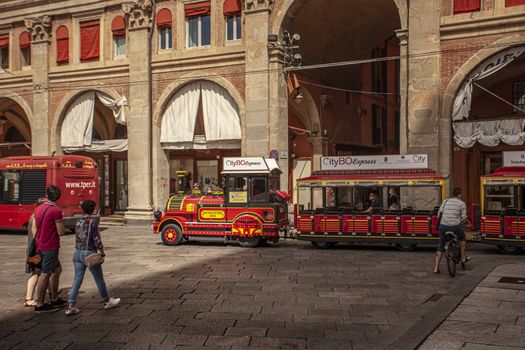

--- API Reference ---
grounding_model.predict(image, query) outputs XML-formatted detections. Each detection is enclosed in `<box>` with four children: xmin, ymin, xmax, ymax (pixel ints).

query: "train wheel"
<box><xmin>497</xmin><ymin>245</ymin><xmax>522</xmax><ymax>255</ymax></box>
<box><xmin>239</xmin><ymin>237</ymin><xmax>261</xmax><ymax>248</ymax></box>
<box><xmin>395</xmin><ymin>244</ymin><xmax>417</xmax><ymax>252</ymax></box>
<box><xmin>161</xmin><ymin>224</ymin><xmax>183</xmax><ymax>246</ymax></box>
<box><xmin>311</xmin><ymin>241</ymin><xmax>334</xmax><ymax>249</ymax></box>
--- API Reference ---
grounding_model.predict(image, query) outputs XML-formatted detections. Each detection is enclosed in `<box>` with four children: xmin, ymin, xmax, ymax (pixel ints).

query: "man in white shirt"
<box><xmin>433</xmin><ymin>187</ymin><xmax>470</xmax><ymax>274</ymax></box>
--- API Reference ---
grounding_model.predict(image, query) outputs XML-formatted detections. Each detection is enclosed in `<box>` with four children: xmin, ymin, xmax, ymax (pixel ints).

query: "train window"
<box><xmin>250</xmin><ymin>177</ymin><xmax>268</xmax><ymax>203</ymax></box>
<box><xmin>0</xmin><ymin>170</ymin><xmax>21</xmax><ymax>204</ymax></box>
<box><xmin>228</xmin><ymin>176</ymin><xmax>247</xmax><ymax>203</ymax></box>
<box><xmin>485</xmin><ymin>185</ymin><xmax>513</xmax><ymax>211</ymax></box>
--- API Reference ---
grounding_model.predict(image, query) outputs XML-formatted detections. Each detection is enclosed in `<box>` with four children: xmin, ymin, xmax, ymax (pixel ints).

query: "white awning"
<box><xmin>160</xmin><ymin>81</ymin><xmax>241</xmax><ymax>149</ymax></box>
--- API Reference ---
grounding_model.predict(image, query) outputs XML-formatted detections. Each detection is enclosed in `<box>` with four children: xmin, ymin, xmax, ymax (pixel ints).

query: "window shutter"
<box><xmin>0</xmin><ymin>34</ymin><xmax>9</xmax><ymax>49</ymax></box>
<box><xmin>19</xmin><ymin>31</ymin><xmax>30</xmax><ymax>49</ymax></box>
<box><xmin>56</xmin><ymin>26</ymin><xmax>69</xmax><ymax>63</ymax></box>
<box><xmin>157</xmin><ymin>8</ymin><xmax>173</xmax><ymax>28</ymax></box>
<box><xmin>506</xmin><ymin>0</ymin><xmax>525</xmax><ymax>6</ymax></box>
<box><xmin>80</xmin><ymin>20</ymin><xmax>100</xmax><ymax>61</ymax></box>
<box><xmin>111</xmin><ymin>16</ymin><xmax>126</xmax><ymax>37</ymax></box>
<box><xmin>453</xmin><ymin>0</ymin><xmax>481</xmax><ymax>14</ymax></box>
<box><xmin>223</xmin><ymin>0</ymin><xmax>242</xmax><ymax>17</ymax></box>
<box><xmin>184</xmin><ymin>1</ymin><xmax>211</xmax><ymax>17</ymax></box>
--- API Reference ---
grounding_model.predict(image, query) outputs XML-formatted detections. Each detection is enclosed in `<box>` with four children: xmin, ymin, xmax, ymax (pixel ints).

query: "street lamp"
<box><xmin>268</xmin><ymin>30</ymin><xmax>302</xmax><ymax>70</ymax></box>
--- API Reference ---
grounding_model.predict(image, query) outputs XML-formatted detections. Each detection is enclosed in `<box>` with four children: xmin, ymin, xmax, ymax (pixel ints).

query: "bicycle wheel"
<box><xmin>446</xmin><ymin>242</ymin><xmax>457</xmax><ymax>277</ymax></box>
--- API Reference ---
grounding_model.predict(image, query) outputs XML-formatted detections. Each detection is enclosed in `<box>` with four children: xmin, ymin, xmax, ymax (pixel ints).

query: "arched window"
<box><xmin>224</xmin><ymin>0</ymin><xmax>241</xmax><ymax>41</ymax></box>
<box><xmin>111</xmin><ymin>16</ymin><xmax>126</xmax><ymax>57</ymax></box>
<box><xmin>157</xmin><ymin>8</ymin><xmax>173</xmax><ymax>50</ymax></box>
<box><xmin>56</xmin><ymin>26</ymin><xmax>69</xmax><ymax>63</ymax></box>
<box><xmin>19</xmin><ymin>31</ymin><xmax>30</xmax><ymax>66</ymax></box>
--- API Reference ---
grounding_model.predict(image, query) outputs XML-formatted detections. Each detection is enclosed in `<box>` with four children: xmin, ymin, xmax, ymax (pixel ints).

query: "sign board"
<box><xmin>503</xmin><ymin>151</ymin><xmax>525</xmax><ymax>166</ymax></box>
<box><xmin>320</xmin><ymin>154</ymin><xmax>428</xmax><ymax>171</ymax></box>
<box><xmin>280</xmin><ymin>151</ymin><xmax>288</xmax><ymax>159</ymax></box>
<box><xmin>223</xmin><ymin>157</ymin><xmax>268</xmax><ymax>172</ymax></box>
<box><xmin>269</xmin><ymin>150</ymin><xmax>279</xmax><ymax>160</ymax></box>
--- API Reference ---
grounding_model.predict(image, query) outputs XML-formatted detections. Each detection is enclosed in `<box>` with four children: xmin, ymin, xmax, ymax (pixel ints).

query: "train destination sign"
<box><xmin>320</xmin><ymin>154</ymin><xmax>428</xmax><ymax>171</ymax></box>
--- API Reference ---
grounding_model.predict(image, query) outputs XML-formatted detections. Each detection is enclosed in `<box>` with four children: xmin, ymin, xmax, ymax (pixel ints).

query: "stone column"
<box><xmin>269</xmin><ymin>46</ymin><xmax>289</xmax><ymax>191</ymax></box>
<box><xmin>123</xmin><ymin>0</ymin><xmax>153</xmax><ymax>222</ymax></box>
<box><xmin>243</xmin><ymin>0</ymin><xmax>272</xmax><ymax>156</ymax></box>
<box><xmin>406</xmin><ymin>0</ymin><xmax>441</xmax><ymax>171</ymax></box>
<box><xmin>25</xmin><ymin>16</ymin><xmax>51</xmax><ymax>156</ymax></box>
<box><xmin>395</xmin><ymin>29</ymin><xmax>408</xmax><ymax>154</ymax></box>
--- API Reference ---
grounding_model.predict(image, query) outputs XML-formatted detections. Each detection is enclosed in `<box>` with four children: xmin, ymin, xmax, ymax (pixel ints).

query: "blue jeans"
<box><xmin>68</xmin><ymin>249</ymin><xmax>109</xmax><ymax>303</ymax></box>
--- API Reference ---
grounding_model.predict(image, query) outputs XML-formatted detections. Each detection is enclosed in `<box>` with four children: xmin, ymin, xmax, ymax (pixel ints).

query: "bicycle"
<box><xmin>444</xmin><ymin>231</ymin><xmax>466</xmax><ymax>277</ymax></box>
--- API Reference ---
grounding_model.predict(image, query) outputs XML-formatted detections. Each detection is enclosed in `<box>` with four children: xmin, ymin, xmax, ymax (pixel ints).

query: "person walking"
<box><xmin>24</xmin><ymin>197</ymin><xmax>47</xmax><ymax>307</ymax></box>
<box><xmin>65</xmin><ymin>200</ymin><xmax>120</xmax><ymax>316</ymax></box>
<box><xmin>33</xmin><ymin>185</ymin><xmax>67</xmax><ymax>313</ymax></box>
<box><xmin>433</xmin><ymin>187</ymin><xmax>470</xmax><ymax>274</ymax></box>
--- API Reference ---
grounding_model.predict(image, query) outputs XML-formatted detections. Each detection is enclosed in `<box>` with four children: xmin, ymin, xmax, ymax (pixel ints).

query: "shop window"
<box><xmin>56</xmin><ymin>26</ymin><xmax>69</xmax><ymax>63</ymax></box>
<box><xmin>157</xmin><ymin>8</ymin><xmax>173</xmax><ymax>50</ymax></box>
<box><xmin>224</xmin><ymin>0</ymin><xmax>242</xmax><ymax>41</ymax></box>
<box><xmin>185</xmin><ymin>1</ymin><xmax>211</xmax><ymax>48</ymax></box>
<box><xmin>506</xmin><ymin>0</ymin><xmax>525</xmax><ymax>7</ymax></box>
<box><xmin>19</xmin><ymin>31</ymin><xmax>30</xmax><ymax>66</ymax></box>
<box><xmin>453</xmin><ymin>0</ymin><xmax>481</xmax><ymax>14</ymax></box>
<box><xmin>80</xmin><ymin>20</ymin><xmax>100</xmax><ymax>62</ymax></box>
<box><xmin>0</xmin><ymin>33</ymin><xmax>9</xmax><ymax>69</ymax></box>
<box><xmin>513</xmin><ymin>81</ymin><xmax>525</xmax><ymax>113</ymax></box>
<box><xmin>111</xmin><ymin>16</ymin><xmax>126</xmax><ymax>57</ymax></box>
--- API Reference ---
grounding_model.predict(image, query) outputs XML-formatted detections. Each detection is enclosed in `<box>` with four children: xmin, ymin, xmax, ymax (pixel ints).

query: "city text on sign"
<box><xmin>320</xmin><ymin>154</ymin><xmax>428</xmax><ymax>171</ymax></box>
<box><xmin>223</xmin><ymin>157</ymin><xmax>267</xmax><ymax>171</ymax></box>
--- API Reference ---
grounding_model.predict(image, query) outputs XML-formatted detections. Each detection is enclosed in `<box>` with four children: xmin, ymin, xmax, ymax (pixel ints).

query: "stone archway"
<box><xmin>0</xmin><ymin>96</ymin><xmax>32</xmax><ymax>157</ymax></box>
<box><xmin>440</xmin><ymin>33</ymin><xmax>525</xmax><ymax>179</ymax></box>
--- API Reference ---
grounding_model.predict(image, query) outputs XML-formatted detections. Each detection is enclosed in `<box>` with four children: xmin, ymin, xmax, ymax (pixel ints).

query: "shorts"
<box><xmin>40</xmin><ymin>250</ymin><xmax>60</xmax><ymax>274</ymax></box>
<box><xmin>437</xmin><ymin>225</ymin><xmax>466</xmax><ymax>253</ymax></box>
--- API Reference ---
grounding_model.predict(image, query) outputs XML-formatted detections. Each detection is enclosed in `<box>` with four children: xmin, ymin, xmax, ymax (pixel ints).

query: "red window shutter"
<box><xmin>506</xmin><ymin>0</ymin><xmax>525</xmax><ymax>6</ymax></box>
<box><xmin>157</xmin><ymin>8</ymin><xmax>173</xmax><ymax>28</ymax></box>
<box><xmin>0</xmin><ymin>34</ymin><xmax>9</xmax><ymax>49</ymax></box>
<box><xmin>80</xmin><ymin>20</ymin><xmax>100</xmax><ymax>61</ymax></box>
<box><xmin>56</xmin><ymin>26</ymin><xmax>69</xmax><ymax>63</ymax></box>
<box><xmin>184</xmin><ymin>1</ymin><xmax>211</xmax><ymax>17</ymax></box>
<box><xmin>223</xmin><ymin>0</ymin><xmax>242</xmax><ymax>17</ymax></box>
<box><xmin>111</xmin><ymin>16</ymin><xmax>126</xmax><ymax>37</ymax></box>
<box><xmin>19</xmin><ymin>31</ymin><xmax>30</xmax><ymax>49</ymax></box>
<box><xmin>453</xmin><ymin>0</ymin><xmax>481</xmax><ymax>14</ymax></box>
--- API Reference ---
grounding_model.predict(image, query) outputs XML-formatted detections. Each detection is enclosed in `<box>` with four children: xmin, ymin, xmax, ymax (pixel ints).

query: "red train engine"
<box><xmin>153</xmin><ymin>157</ymin><xmax>290</xmax><ymax>247</ymax></box>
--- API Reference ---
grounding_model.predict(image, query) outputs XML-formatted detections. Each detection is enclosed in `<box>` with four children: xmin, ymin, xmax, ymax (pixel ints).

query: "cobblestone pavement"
<box><xmin>420</xmin><ymin>263</ymin><xmax>525</xmax><ymax>350</ymax></box>
<box><xmin>0</xmin><ymin>226</ymin><xmax>523</xmax><ymax>350</ymax></box>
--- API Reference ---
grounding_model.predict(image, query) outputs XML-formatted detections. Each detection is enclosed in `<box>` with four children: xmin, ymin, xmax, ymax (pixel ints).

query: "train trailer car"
<box><xmin>478</xmin><ymin>166</ymin><xmax>525</xmax><ymax>254</ymax></box>
<box><xmin>153</xmin><ymin>157</ymin><xmax>290</xmax><ymax>248</ymax></box>
<box><xmin>294</xmin><ymin>154</ymin><xmax>446</xmax><ymax>250</ymax></box>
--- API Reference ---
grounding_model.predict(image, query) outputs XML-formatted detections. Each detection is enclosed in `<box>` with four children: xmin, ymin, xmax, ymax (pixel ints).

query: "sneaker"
<box><xmin>34</xmin><ymin>303</ymin><xmax>60</xmax><ymax>314</ymax></box>
<box><xmin>50</xmin><ymin>298</ymin><xmax>67</xmax><ymax>308</ymax></box>
<box><xmin>65</xmin><ymin>307</ymin><xmax>80</xmax><ymax>316</ymax></box>
<box><xmin>103</xmin><ymin>297</ymin><xmax>121</xmax><ymax>310</ymax></box>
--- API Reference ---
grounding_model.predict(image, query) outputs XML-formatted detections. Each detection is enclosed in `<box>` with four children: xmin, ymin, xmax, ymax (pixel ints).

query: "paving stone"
<box><xmin>225</xmin><ymin>326</ymin><xmax>267</xmax><ymax>337</ymax></box>
<box><xmin>11</xmin><ymin>341</ymin><xmax>71</xmax><ymax>350</ymax></box>
<box><xmin>249</xmin><ymin>336</ymin><xmax>307</xmax><ymax>349</ymax></box>
<box><xmin>307</xmin><ymin>337</ymin><xmax>353</xmax><ymax>350</ymax></box>
<box><xmin>205</xmin><ymin>335</ymin><xmax>250</xmax><ymax>347</ymax></box>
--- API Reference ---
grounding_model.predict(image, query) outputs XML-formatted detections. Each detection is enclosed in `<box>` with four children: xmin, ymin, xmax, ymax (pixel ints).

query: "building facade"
<box><xmin>1</xmin><ymin>0</ymin><xmax>525</xmax><ymax>220</ymax></box>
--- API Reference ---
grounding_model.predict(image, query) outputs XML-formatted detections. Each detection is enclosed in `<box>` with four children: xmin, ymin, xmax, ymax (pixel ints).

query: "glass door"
<box><xmin>115</xmin><ymin>159</ymin><xmax>128</xmax><ymax>212</ymax></box>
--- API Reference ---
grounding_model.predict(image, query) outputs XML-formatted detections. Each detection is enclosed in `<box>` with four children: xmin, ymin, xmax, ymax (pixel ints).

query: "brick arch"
<box><xmin>439</xmin><ymin>32</ymin><xmax>525</xmax><ymax>177</ymax></box>
<box><xmin>51</xmin><ymin>87</ymin><xmax>128</xmax><ymax>154</ymax></box>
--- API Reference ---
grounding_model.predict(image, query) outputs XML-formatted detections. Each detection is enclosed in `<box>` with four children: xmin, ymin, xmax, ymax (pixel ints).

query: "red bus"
<box><xmin>0</xmin><ymin>156</ymin><xmax>98</xmax><ymax>230</ymax></box>
<box><xmin>153</xmin><ymin>157</ymin><xmax>290</xmax><ymax>247</ymax></box>
<box><xmin>294</xmin><ymin>155</ymin><xmax>446</xmax><ymax>250</ymax></box>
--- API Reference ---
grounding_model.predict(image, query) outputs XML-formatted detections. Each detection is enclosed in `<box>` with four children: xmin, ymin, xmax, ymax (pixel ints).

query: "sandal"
<box><xmin>24</xmin><ymin>298</ymin><xmax>37</xmax><ymax>307</ymax></box>
<box><xmin>433</xmin><ymin>269</ymin><xmax>440</xmax><ymax>274</ymax></box>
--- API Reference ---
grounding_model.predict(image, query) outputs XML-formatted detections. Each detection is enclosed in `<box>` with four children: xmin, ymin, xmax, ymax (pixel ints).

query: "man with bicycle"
<box><xmin>433</xmin><ymin>187</ymin><xmax>470</xmax><ymax>274</ymax></box>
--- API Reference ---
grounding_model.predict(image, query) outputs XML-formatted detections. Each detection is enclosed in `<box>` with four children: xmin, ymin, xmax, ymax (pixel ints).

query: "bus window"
<box><xmin>228</xmin><ymin>176</ymin><xmax>248</xmax><ymax>203</ymax></box>
<box><xmin>250</xmin><ymin>177</ymin><xmax>268</xmax><ymax>203</ymax></box>
<box><xmin>0</xmin><ymin>170</ymin><xmax>21</xmax><ymax>204</ymax></box>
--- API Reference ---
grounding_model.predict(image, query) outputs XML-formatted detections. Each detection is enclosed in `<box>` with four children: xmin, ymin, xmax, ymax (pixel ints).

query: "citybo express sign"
<box><xmin>321</xmin><ymin>154</ymin><xmax>428</xmax><ymax>171</ymax></box>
